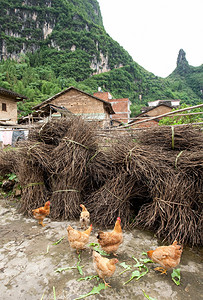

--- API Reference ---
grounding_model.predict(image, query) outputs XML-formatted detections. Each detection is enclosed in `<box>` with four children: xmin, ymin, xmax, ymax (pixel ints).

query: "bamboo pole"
<box><xmin>161</xmin><ymin>112</ymin><xmax>203</xmax><ymax>117</ymax></box>
<box><xmin>117</xmin><ymin>103</ymin><xmax>203</xmax><ymax>129</ymax></box>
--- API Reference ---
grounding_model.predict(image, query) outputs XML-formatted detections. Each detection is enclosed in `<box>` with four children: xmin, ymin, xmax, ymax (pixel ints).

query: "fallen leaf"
<box><xmin>74</xmin><ymin>283</ymin><xmax>106</xmax><ymax>299</ymax></box>
<box><xmin>142</xmin><ymin>289</ymin><xmax>157</xmax><ymax>300</ymax></box>
<box><xmin>171</xmin><ymin>268</ymin><xmax>181</xmax><ymax>285</ymax></box>
<box><xmin>53</xmin><ymin>236</ymin><xmax>65</xmax><ymax>245</ymax></box>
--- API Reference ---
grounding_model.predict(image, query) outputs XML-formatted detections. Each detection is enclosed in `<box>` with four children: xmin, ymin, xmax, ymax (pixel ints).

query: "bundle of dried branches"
<box><xmin>137</xmin><ymin>125</ymin><xmax>203</xmax><ymax>151</ymax></box>
<box><xmin>0</xmin><ymin>149</ymin><xmax>18</xmax><ymax>175</ymax></box>
<box><xmin>110</xmin><ymin>137</ymin><xmax>172</xmax><ymax>186</ymax></box>
<box><xmin>175</xmin><ymin>150</ymin><xmax>203</xmax><ymax>179</ymax></box>
<box><xmin>28</xmin><ymin>117</ymin><xmax>76</xmax><ymax>145</ymax></box>
<box><xmin>0</xmin><ymin>120</ymin><xmax>202</xmax><ymax>246</ymax></box>
<box><xmin>17</xmin><ymin>140</ymin><xmax>55</xmax><ymax>173</ymax></box>
<box><xmin>49</xmin><ymin>141</ymin><xmax>88</xmax><ymax>220</ymax></box>
<box><xmin>50</xmin><ymin>174</ymin><xmax>82</xmax><ymax>220</ymax></box>
<box><xmin>12</xmin><ymin>155</ymin><xmax>49</xmax><ymax>216</ymax></box>
<box><xmin>86</xmin><ymin>150</ymin><xmax>117</xmax><ymax>191</ymax></box>
<box><xmin>135</xmin><ymin>174</ymin><xmax>202</xmax><ymax>246</ymax></box>
<box><xmin>86</xmin><ymin>172</ymin><xmax>140</xmax><ymax>228</ymax></box>
<box><xmin>0</xmin><ymin>147</ymin><xmax>47</xmax><ymax>212</ymax></box>
<box><xmin>86</xmin><ymin>139</ymin><xmax>171</xmax><ymax>228</ymax></box>
<box><xmin>48</xmin><ymin>117</ymin><xmax>99</xmax><ymax>220</ymax></box>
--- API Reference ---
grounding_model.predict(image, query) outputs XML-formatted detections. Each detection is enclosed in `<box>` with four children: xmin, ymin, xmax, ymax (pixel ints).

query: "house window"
<box><xmin>2</xmin><ymin>103</ymin><xmax>7</xmax><ymax>111</ymax></box>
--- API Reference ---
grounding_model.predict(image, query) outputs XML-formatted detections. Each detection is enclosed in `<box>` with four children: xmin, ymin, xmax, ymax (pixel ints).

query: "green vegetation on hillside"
<box><xmin>0</xmin><ymin>53</ymin><xmax>202</xmax><ymax>118</ymax></box>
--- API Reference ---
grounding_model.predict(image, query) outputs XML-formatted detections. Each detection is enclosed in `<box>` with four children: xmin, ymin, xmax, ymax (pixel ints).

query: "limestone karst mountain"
<box><xmin>0</xmin><ymin>0</ymin><xmax>202</xmax><ymax>114</ymax></box>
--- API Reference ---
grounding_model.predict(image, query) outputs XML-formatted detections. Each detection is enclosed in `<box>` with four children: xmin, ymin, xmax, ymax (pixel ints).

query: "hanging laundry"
<box><xmin>1</xmin><ymin>130</ymin><xmax>13</xmax><ymax>146</ymax></box>
<box><xmin>12</xmin><ymin>130</ymin><xmax>26</xmax><ymax>146</ymax></box>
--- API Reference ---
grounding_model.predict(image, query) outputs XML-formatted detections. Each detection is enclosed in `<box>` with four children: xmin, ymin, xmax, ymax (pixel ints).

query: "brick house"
<box><xmin>128</xmin><ymin>103</ymin><xmax>175</xmax><ymax>128</ymax></box>
<box><xmin>134</xmin><ymin>100</ymin><xmax>181</xmax><ymax>126</ymax></box>
<box><xmin>93</xmin><ymin>91</ymin><xmax>131</xmax><ymax>124</ymax></box>
<box><xmin>32</xmin><ymin>87</ymin><xmax>115</xmax><ymax>128</ymax></box>
<box><xmin>140</xmin><ymin>103</ymin><xmax>174</xmax><ymax>118</ymax></box>
<box><xmin>0</xmin><ymin>87</ymin><xmax>27</xmax><ymax>124</ymax></box>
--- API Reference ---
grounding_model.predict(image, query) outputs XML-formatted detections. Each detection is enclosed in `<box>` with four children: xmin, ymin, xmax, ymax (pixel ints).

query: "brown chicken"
<box><xmin>97</xmin><ymin>217</ymin><xmax>123</xmax><ymax>255</ymax></box>
<box><xmin>93</xmin><ymin>250</ymin><xmax>118</xmax><ymax>287</ymax></box>
<box><xmin>32</xmin><ymin>201</ymin><xmax>50</xmax><ymax>227</ymax></box>
<box><xmin>67</xmin><ymin>224</ymin><xmax>92</xmax><ymax>254</ymax></box>
<box><xmin>147</xmin><ymin>240</ymin><xmax>183</xmax><ymax>274</ymax></box>
<box><xmin>80</xmin><ymin>204</ymin><xmax>90</xmax><ymax>229</ymax></box>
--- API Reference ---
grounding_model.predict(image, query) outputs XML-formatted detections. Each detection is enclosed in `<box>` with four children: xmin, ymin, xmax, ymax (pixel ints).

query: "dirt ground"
<box><xmin>0</xmin><ymin>197</ymin><xmax>203</xmax><ymax>300</ymax></box>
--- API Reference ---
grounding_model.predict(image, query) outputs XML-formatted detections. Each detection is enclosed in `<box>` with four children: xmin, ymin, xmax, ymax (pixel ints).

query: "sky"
<box><xmin>97</xmin><ymin>0</ymin><xmax>203</xmax><ymax>78</ymax></box>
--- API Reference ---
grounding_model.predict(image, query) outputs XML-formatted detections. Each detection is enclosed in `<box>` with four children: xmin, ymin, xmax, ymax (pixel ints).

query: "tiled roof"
<box><xmin>0</xmin><ymin>87</ymin><xmax>27</xmax><ymax>101</ymax></box>
<box><xmin>136</xmin><ymin>103</ymin><xmax>173</xmax><ymax>117</ymax></box>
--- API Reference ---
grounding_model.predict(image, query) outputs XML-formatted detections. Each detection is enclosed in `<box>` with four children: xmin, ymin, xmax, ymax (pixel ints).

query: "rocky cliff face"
<box><xmin>0</xmin><ymin>1</ymin><xmax>56</xmax><ymax>60</ymax></box>
<box><xmin>0</xmin><ymin>0</ymin><xmax>122</xmax><ymax>74</ymax></box>
<box><xmin>176</xmin><ymin>48</ymin><xmax>190</xmax><ymax>75</ymax></box>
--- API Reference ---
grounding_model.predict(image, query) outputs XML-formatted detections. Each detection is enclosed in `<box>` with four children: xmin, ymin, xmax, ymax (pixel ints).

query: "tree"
<box><xmin>159</xmin><ymin>104</ymin><xmax>203</xmax><ymax>125</ymax></box>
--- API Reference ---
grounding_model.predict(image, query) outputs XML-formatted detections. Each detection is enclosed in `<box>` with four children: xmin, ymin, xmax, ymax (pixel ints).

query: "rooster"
<box><xmin>97</xmin><ymin>217</ymin><xmax>123</xmax><ymax>256</ymax></box>
<box><xmin>32</xmin><ymin>201</ymin><xmax>50</xmax><ymax>227</ymax></box>
<box><xmin>67</xmin><ymin>224</ymin><xmax>92</xmax><ymax>254</ymax></box>
<box><xmin>147</xmin><ymin>240</ymin><xmax>183</xmax><ymax>274</ymax></box>
<box><xmin>93</xmin><ymin>250</ymin><xmax>118</xmax><ymax>287</ymax></box>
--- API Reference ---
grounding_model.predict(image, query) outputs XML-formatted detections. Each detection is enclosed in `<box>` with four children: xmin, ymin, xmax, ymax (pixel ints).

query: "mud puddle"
<box><xmin>0</xmin><ymin>198</ymin><xmax>202</xmax><ymax>300</ymax></box>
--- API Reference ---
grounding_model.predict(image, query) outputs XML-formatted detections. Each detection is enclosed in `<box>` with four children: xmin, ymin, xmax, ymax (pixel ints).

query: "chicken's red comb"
<box><xmin>117</xmin><ymin>217</ymin><xmax>121</xmax><ymax>221</ymax></box>
<box><xmin>90</xmin><ymin>224</ymin><xmax>92</xmax><ymax>227</ymax></box>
